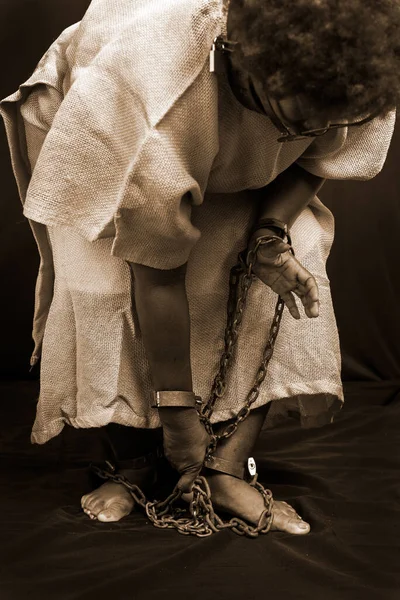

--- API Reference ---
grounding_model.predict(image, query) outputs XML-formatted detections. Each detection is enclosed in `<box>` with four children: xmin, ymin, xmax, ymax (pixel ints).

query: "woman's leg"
<box><xmin>81</xmin><ymin>425</ymin><xmax>162</xmax><ymax>522</ymax></box>
<box><xmin>105</xmin><ymin>423</ymin><xmax>163</xmax><ymax>461</ymax></box>
<box><xmin>204</xmin><ymin>405</ymin><xmax>311</xmax><ymax>535</ymax></box>
<box><xmin>82</xmin><ymin>405</ymin><xmax>310</xmax><ymax>532</ymax></box>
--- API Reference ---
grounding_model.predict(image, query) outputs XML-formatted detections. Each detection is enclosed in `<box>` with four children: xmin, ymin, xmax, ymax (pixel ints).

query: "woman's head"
<box><xmin>227</xmin><ymin>0</ymin><xmax>400</xmax><ymax>121</ymax></box>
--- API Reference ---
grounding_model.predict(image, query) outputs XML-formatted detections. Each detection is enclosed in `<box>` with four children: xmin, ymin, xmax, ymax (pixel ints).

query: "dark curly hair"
<box><xmin>227</xmin><ymin>0</ymin><xmax>400</xmax><ymax>119</ymax></box>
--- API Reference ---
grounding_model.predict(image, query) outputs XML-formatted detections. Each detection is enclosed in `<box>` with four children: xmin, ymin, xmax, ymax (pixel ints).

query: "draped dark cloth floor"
<box><xmin>1</xmin><ymin>379</ymin><xmax>399</xmax><ymax>600</ymax></box>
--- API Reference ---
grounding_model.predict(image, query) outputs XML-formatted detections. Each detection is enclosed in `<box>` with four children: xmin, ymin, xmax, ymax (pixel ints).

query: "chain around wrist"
<box><xmin>249</xmin><ymin>217</ymin><xmax>292</xmax><ymax>246</ymax></box>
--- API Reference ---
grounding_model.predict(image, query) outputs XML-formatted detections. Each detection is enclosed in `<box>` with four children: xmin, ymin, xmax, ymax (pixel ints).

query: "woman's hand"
<box><xmin>249</xmin><ymin>229</ymin><xmax>319</xmax><ymax>320</ymax></box>
<box><xmin>158</xmin><ymin>407</ymin><xmax>210</xmax><ymax>493</ymax></box>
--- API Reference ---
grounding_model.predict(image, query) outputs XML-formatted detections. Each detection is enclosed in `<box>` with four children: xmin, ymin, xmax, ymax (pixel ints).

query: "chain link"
<box><xmin>200</xmin><ymin>237</ymin><xmax>286</xmax><ymax>463</ymax></box>
<box><xmin>91</xmin><ymin>466</ymin><xmax>274</xmax><ymax>538</ymax></box>
<box><xmin>91</xmin><ymin>235</ymin><xmax>287</xmax><ymax>537</ymax></box>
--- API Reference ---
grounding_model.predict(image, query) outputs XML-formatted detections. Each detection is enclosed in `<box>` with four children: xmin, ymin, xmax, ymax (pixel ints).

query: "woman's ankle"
<box><xmin>105</xmin><ymin>423</ymin><xmax>163</xmax><ymax>461</ymax></box>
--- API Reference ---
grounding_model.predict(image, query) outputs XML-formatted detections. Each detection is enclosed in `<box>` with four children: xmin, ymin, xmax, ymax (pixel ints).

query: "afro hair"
<box><xmin>227</xmin><ymin>0</ymin><xmax>400</xmax><ymax>119</ymax></box>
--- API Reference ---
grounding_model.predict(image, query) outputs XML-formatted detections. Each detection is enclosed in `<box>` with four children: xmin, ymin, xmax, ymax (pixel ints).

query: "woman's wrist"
<box><xmin>251</xmin><ymin>217</ymin><xmax>289</xmax><ymax>238</ymax></box>
<box><xmin>249</xmin><ymin>218</ymin><xmax>291</xmax><ymax>248</ymax></box>
<box><xmin>248</xmin><ymin>227</ymin><xmax>288</xmax><ymax>255</ymax></box>
<box><xmin>250</xmin><ymin>226</ymin><xmax>282</xmax><ymax>239</ymax></box>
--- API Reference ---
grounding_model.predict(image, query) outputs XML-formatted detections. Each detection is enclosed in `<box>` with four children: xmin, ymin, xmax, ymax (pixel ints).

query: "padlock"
<box><xmin>209</xmin><ymin>42</ymin><xmax>227</xmax><ymax>74</ymax></box>
<box><xmin>248</xmin><ymin>457</ymin><xmax>257</xmax><ymax>477</ymax></box>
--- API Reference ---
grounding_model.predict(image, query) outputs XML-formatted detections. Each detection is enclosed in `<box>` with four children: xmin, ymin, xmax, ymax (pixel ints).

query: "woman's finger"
<box><xmin>280</xmin><ymin>291</ymin><xmax>301</xmax><ymax>320</ymax></box>
<box><xmin>296</xmin><ymin>270</ymin><xmax>319</xmax><ymax>296</ymax></box>
<box><xmin>304</xmin><ymin>298</ymin><xmax>320</xmax><ymax>318</ymax></box>
<box><xmin>302</xmin><ymin>283</ymin><xmax>320</xmax><ymax>317</ymax></box>
<box><xmin>294</xmin><ymin>284</ymin><xmax>318</xmax><ymax>301</ymax></box>
<box><xmin>291</xmin><ymin>290</ymin><xmax>319</xmax><ymax>318</ymax></box>
<box><xmin>295</xmin><ymin>275</ymin><xmax>319</xmax><ymax>301</ymax></box>
<box><xmin>293</xmin><ymin>289</ymin><xmax>309</xmax><ymax>307</ymax></box>
<box><xmin>289</xmin><ymin>275</ymin><xmax>320</xmax><ymax>318</ymax></box>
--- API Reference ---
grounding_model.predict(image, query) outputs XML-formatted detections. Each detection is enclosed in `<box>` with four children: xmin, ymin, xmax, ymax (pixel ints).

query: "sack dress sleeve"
<box><xmin>111</xmin><ymin>62</ymin><xmax>220</xmax><ymax>269</ymax></box>
<box><xmin>296</xmin><ymin>109</ymin><xmax>396</xmax><ymax>180</ymax></box>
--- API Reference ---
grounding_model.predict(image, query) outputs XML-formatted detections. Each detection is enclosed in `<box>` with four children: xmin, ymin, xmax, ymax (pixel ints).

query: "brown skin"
<box><xmin>81</xmin><ymin>163</ymin><xmax>323</xmax><ymax>531</ymax></box>
<box><xmin>81</xmin><ymin>7</ymin><xmax>372</xmax><ymax>529</ymax></box>
<box><xmin>194</xmin><ymin>405</ymin><xmax>310</xmax><ymax>533</ymax></box>
<box><xmin>130</xmin><ymin>262</ymin><xmax>209</xmax><ymax>493</ymax></box>
<box><xmin>128</xmin><ymin>162</ymin><xmax>324</xmax><ymax>493</ymax></box>
<box><xmin>82</xmin><ymin>405</ymin><xmax>310</xmax><ymax>532</ymax></box>
<box><xmin>82</xmin><ymin>18</ymin><xmax>330</xmax><ymax>526</ymax></box>
<box><xmin>250</xmin><ymin>163</ymin><xmax>325</xmax><ymax>320</ymax></box>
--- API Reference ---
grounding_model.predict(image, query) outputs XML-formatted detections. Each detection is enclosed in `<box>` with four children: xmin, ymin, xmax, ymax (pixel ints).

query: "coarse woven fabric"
<box><xmin>1</xmin><ymin>0</ymin><xmax>395</xmax><ymax>267</ymax></box>
<box><xmin>0</xmin><ymin>0</ymin><xmax>395</xmax><ymax>444</ymax></box>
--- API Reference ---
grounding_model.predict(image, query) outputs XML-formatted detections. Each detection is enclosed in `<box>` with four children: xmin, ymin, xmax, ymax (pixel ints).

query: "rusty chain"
<box><xmin>91</xmin><ymin>235</ymin><xmax>289</xmax><ymax>537</ymax></box>
<box><xmin>90</xmin><ymin>468</ymin><xmax>274</xmax><ymax>538</ymax></box>
<box><xmin>199</xmin><ymin>237</ymin><xmax>287</xmax><ymax>462</ymax></box>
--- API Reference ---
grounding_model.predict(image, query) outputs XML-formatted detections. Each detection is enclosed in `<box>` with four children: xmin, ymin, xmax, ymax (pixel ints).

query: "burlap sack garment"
<box><xmin>1</xmin><ymin>0</ymin><xmax>395</xmax><ymax>444</ymax></box>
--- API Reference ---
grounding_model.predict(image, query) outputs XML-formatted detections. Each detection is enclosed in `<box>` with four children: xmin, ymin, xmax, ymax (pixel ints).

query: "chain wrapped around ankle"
<box><xmin>90</xmin><ymin>466</ymin><xmax>274</xmax><ymax>538</ymax></box>
<box><xmin>90</xmin><ymin>233</ymin><xmax>289</xmax><ymax>537</ymax></box>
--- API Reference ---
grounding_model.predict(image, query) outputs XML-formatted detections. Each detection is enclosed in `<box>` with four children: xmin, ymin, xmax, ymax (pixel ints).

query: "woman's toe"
<box><xmin>81</xmin><ymin>494</ymin><xmax>91</xmax><ymax>509</ymax></box>
<box><xmin>287</xmin><ymin>515</ymin><xmax>310</xmax><ymax>535</ymax></box>
<box><xmin>83</xmin><ymin>507</ymin><xmax>97</xmax><ymax>520</ymax></box>
<box><xmin>89</xmin><ymin>499</ymin><xmax>104</xmax><ymax>514</ymax></box>
<box><xmin>97</xmin><ymin>510</ymin><xmax>119</xmax><ymax>522</ymax></box>
<box><xmin>82</xmin><ymin>494</ymin><xmax>100</xmax><ymax>512</ymax></box>
<box><xmin>272</xmin><ymin>506</ymin><xmax>310</xmax><ymax>535</ymax></box>
<box><xmin>97</xmin><ymin>500</ymin><xmax>133</xmax><ymax>522</ymax></box>
<box><xmin>82</xmin><ymin>501</ymin><xmax>98</xmax><ymax>517</ymax></box>
<box><xmin>97</xmin><ymin>508</ymin><xmax>128</xmax><ymax>522</ymax></box>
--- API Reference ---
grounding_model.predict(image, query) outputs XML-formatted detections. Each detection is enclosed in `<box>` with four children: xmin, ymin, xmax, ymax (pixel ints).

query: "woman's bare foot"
<box><xmin>203</xmin><ymin>472</ymin><xmax>310</xmax><ymax>535</ymax></box>
<box><xmin>81</xmin><ymin>466</ymin><xmax>155</xmax><ymax>523</ymax></box>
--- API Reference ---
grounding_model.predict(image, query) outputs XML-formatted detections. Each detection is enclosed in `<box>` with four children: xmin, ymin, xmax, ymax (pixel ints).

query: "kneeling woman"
<box><xmin>1</xmin><ymin>0</ymin><xmax>399</xmax><ymax>534</ymax></box>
